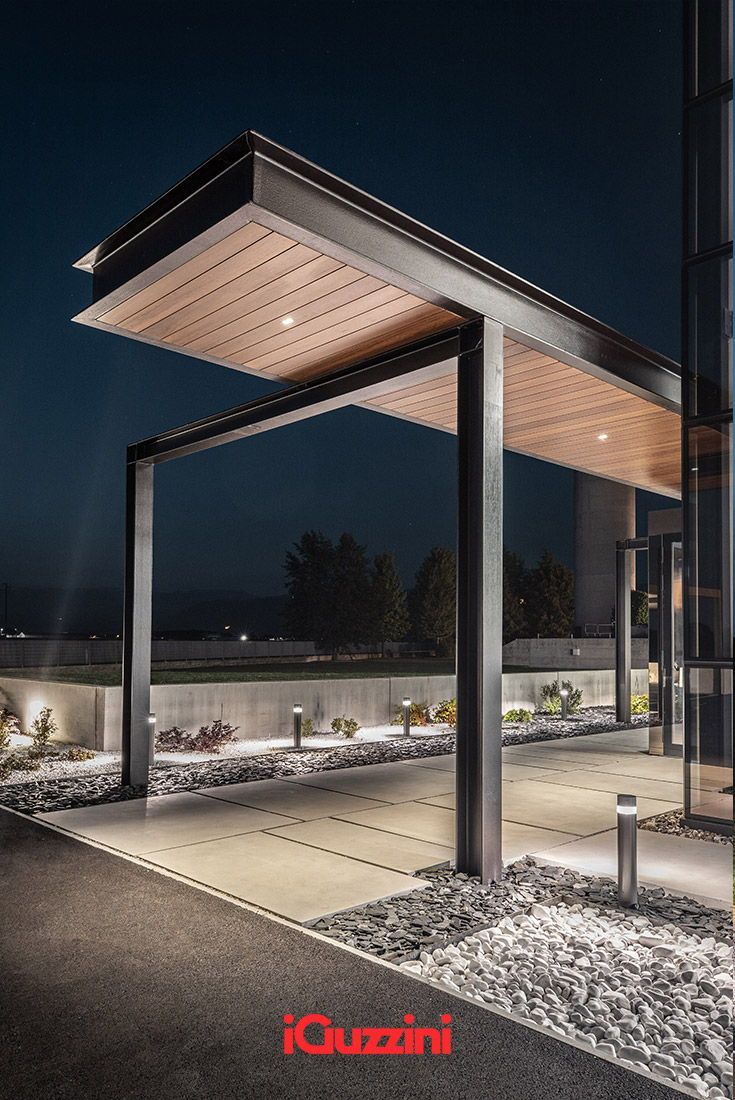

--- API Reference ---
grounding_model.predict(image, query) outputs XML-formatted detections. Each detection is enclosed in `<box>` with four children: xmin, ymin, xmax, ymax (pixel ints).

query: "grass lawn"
<box><xmin>0</xmin><ymin>658</ymin><xmax>456</xmax><ymax>687</ymax></box>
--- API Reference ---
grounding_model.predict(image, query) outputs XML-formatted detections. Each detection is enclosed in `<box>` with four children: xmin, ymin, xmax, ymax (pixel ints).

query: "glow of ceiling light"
<box><xmin>281</xmin><ymin>316</ymin><xmax>295</xmax><ymax>327</ymax></box>
<box><xmin>597</xmin><ymin>433</ymin><xmax>608</xmax><ymax>441</ymax></box>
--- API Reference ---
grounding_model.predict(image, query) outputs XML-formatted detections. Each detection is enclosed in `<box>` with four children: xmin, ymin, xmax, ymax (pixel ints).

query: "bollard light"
<box><xmin>147</xmin><ymin>713</ymin><xmax>156</xmax><ymax>726</ymax></box>
<box><xmin>402</xmin><ymin>697</ymin><xmax>411</xmax><ymax>738</ymax></box>
<box><xmin>617</xmin><ymin>794</ymin><xmax>638</xmax><ymax>908</ymax></box>
<box><xmin>559</xmin><ymin>687</ymin><xmax>569</xmax><ymax>721</ymax></box>
<box><xmin>293</xmin><ymin>703</ymin><xmax>303</xmax><ymax>750</ymax></box>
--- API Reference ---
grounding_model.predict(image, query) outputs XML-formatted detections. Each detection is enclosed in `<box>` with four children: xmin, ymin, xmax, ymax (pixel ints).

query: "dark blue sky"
<box><xmin>1</xmin><ymin>0</ymin><xmax>680</xmax><ymax>607</ymax></box>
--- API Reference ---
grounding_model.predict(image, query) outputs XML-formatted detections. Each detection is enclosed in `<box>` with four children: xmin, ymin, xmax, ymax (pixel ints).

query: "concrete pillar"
<box><xmin>574</xmin><ymin>473</ymin><xmax>636</xmax><ymax>633</ymax></box>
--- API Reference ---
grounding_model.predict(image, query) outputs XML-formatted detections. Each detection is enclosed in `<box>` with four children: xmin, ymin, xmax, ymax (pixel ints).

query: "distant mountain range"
<box><xmin>3</xmin><ymin>587</ymin><xmax>288</xmax><ymax>637</ymax></box>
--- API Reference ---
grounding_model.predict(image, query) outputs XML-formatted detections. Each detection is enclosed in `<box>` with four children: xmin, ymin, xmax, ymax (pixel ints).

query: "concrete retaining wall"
<box><xmin>0</xmin><ymin>668</ymin><xmax>647</xmax><ymax>751</ymax></box>
<box><xmin>503</xmin><ymin>637</ymin><xmax>648</xmax><ymax>671</ymax></box>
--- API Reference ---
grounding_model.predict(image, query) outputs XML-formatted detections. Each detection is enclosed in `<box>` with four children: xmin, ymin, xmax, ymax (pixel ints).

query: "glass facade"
<box><xmin>682</xmin><ymin>0</ymin><xmax>733</xmax><ymax>830</ymax></box>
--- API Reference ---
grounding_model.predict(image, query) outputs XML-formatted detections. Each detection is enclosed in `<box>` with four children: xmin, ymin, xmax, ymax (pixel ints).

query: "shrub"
<box><xmin>431</xmin><ymin>698</ymin><xmax>457</xmax><ymax>729</ymax></box>
<box><xmin>193</xmin><ymin>720</ymin><xmax>239</xmax><ymax>754</ymax></box>
<box><xmin>65</xmin><ymin>745</ymin><xmax>96</xmax><ymax>762</ymax></box>
<box><xmin>390</xmin><ymin>702</ymin><xmax>430</xmax><ymax>727</ymax></box>
<box><xmin>301</xmin><ymin>717</ymin><xmax>315</xmax><ymax>738</ymax></box>
<box><xmin>155</xmin><ymin>726</ymin><xmax>194</xmax><ymax>753</ymax></box>
<box><xmin>0</xmin><ymin>751</ymin><xmax>40</xmax><ymax>780</ymax></box>
<box><xmin>503</xmin><ymin>708</ymin><xmax>533</xmax><ymax>724</ymax></box>
<box><xmin>331</xmin><ymin>715</ymin><xmax>360</xmax><ymax>739</ymax></box>
<box><xmin>539</xmin><ymin>680</ymin><xmax>583</xmax><ymax>716</ymax></box>
<box><xmin>156</xmin><ymin>721</ymin><xmax>239</xmax><ymax>754</ymax></box>
<box><xmin>0</xmin><ymin>708</ymin><xmax>21</xmax><ymax>751</ymax></box>
<box><xmin>30</xmin><ymin>706</ymin><xmax>57</xmax><ymax>750</ymax></box>
<box><xmin>631</xmin><ymin>694</ymin><xmax>649</xmax><ymax>715</ymax></box>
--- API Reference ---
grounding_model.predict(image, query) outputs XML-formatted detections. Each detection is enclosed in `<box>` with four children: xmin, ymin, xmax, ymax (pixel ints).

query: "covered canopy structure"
<box><xmin>74</xmin><ymin>131</ymin><xmax>681</xmax><ymax>880</ymax></box>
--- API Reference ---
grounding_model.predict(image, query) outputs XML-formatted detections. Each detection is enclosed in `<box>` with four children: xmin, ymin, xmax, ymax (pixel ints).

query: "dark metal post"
<box><xmin>402</xmin><ymin>696</ymin><xmax>411</xmax><ymax>738</ymax></box>
<box><xmin>617</xmin><ymin>794</ymin><xmax>638</xmax><ymax>907</ymax></box>
<box><xmin>293</xmin><ymin>704</ymin><xmax>302</xmax><ymax>749</ymax></box>
<box><xmin>615</xmin><ymin>542</ymin><xmax>632</xmax><ymax>722</ymax></box>
<box><xmin>560</xmin><ymin>687</ymin><xmax>569</xmax><ymax>721</ymax></box>
<box><xmin>455</xmin><ymin>317</ymin><xmax>504</xmax><ymax>883</ymax></box>
<box><xmin>121</xmin><ymin>459</ymin><xmax>154</xmax><ymax>787</ymax></box>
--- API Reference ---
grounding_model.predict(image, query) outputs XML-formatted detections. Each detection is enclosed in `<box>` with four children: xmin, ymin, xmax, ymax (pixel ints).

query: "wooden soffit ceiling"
<box><xmin>365</xmin><ymin>337</ymin><xmax>681</xmax><ymax>498</ymax></box>
<box><xmin>76</xmin><ymin>217</ymin><xmax>680</xmax><ymax>497</ymax></box>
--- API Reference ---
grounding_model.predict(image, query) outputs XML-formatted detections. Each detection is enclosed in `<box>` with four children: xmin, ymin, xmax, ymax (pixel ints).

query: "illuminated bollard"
<box><xmin>147</xmin><ymin>712</ymin><xmax>156</xmax><ymax>765</ymax></box>
<box><xmin>617</xmin><ymin>794</ymin><xmax>638</xmax><ymax>908</ymax></box>
<box><xmin>559</xmin><ymin>687</ymin><xmax>569</xmax><ymax>721</ymax></box>
<box><xmin>403</xmin><ymin>697</ymin><xmax>411</xmax><ymax>738</ymax></box>
<box><xmin>293</xmin><ymin>704</ymin><xmax>303</xmax><ymax>750</ymax></box>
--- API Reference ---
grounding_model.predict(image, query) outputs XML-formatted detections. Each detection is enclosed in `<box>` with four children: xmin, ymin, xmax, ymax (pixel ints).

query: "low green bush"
<box><xmin>390</xmin><ymin>702</ymin><xmax>430</xmax><ymax>727</ymax></box>
<box><xmin>0</xmin><ymin>751</ymin><xmax>40</xmax><ymax>780</ymax></box>
<box><xmin>630</xmin><ymin>694</ymin><xmax>649</xmax><ymax>714</ymax></box>
<box><xmin>30</xmin><ymin>706</ymin><xmax>57</xmax><ymax>750</ymax></box>
<box><xmin>0</xmin><ymin>707</ymin><xmax>21</xmax><ymax>752</ymax></box>
<box><xmin>331</xmin><ymin>715</ymin><xmax>360</xmax><ymax>739</ymax></box>
<box><xmin>301</xmin><ymin>717</ymin><xmax>315</xmax><ymax>738</ymax></box>
<box><xmin>65</xmin><ymin>745</ymin><xmax>96</xmax><ymax>762</ymax></box>
<box><xmin>539</xmin><ymin>680</ymin><xmax>583</xmax><ymax>715</ymax></box>
<box><xmin>155</xmin><ymin>720</ymin><xmax>239</xmax><ymax>754</ymax></box>
<box><xmin>503</xmin><ymin>708</ymin><xmax>533</xmax><ymax>724</ymax></box>
<box><xmin>431</xmin><ymin>698</ymin><xmax>457</xmax><ymax>729</ymax></box>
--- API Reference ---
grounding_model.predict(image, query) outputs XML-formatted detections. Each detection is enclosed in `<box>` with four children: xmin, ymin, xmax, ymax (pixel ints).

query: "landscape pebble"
<box><xmin>0</xmin><ymin>707</ymin><xmax>643</xmax><ymax>815</ymax></box>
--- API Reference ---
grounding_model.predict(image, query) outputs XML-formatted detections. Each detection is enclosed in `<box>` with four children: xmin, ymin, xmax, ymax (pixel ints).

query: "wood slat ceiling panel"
<box><xmin>363</xmin><ymin>339</ymin><xmax>681</xmax><ymax>496</ymax></box>
<box><xmin>91</xmin><ymin>221</ymin><xmax>679</xmax><ymax>496</ymax></box>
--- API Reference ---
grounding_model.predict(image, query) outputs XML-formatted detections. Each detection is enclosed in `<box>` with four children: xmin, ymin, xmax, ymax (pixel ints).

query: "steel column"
<box><xmin>121</xmin><ymin>459</ymin><xmax>154</xmax><ymax>787</ymax></box>
<box><xmin>615</xmin><ymin>542</ymin><xmax>633</xmax><ymax>722</ymax></box>
<box><xmin>455</xmin><ymin>317</ymin><xmax>503</xmax><ymax>882</ymax></box>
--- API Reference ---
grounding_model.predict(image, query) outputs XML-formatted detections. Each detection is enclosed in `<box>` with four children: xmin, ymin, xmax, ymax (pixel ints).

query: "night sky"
<box><xmin>1</xmin><ymin>1</ymin><xmax>681</xmax><ymax>627</ymax></box>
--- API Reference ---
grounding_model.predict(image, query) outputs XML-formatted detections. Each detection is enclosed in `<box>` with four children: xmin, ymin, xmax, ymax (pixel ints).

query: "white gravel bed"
<box><xmin>402</xmin><ymin>902</ymin><xmax>733</xmax><ymax>1099</ymax></box>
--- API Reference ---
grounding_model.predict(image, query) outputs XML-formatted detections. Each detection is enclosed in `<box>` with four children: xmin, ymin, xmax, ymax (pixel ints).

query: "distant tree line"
<box><xmin>283</xmin><ymin>531</ymin><xmax>575</xmax><ymax>655</ymax></box>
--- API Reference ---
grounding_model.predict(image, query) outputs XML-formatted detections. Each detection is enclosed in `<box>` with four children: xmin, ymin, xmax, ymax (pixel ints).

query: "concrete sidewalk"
<box><xmin>0</xmin><ymin>809</ymin><xmax>682</xmax><ymax>1100</ymax></box>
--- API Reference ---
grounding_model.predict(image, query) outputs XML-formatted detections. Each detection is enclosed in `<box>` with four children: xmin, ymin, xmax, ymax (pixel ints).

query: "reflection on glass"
<box><xmin>688</xmin><ymin>254</ymin><xmax>733</xmax><ymax>415</ymax></box>
<box><xmin>687</xmin><ymin>95</ymin><xmax>733</xmax><ymax>255</ymax></box>
<box><xmin>685</xmin><ymin>666</ymin><xmax>733</xmax><ymax>825</ymax></box>
<box><xmin>687</xmin><ymin>0</ymin><xmax>733</xmax><ymax>97</ymax></box>
<box><xmin>685</xmin><ymin>423</ymin><xmax>733</xmax><ymax>660</ymax></box>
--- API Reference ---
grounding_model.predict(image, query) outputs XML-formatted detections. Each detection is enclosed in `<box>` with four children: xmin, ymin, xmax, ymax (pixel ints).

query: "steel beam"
<box><xmin>130</xmin><ymin>330</ymin><xmax>459</xmax><ymax>464</ymax></box>
<box><xmin>455</xmin><ymin>317</ymin><xmax>504</xmax><ymax>882</ymax></box>
<box><xmin>121</xmin><ymin>460</ymin><xmax>154</xmax><ymax>787</ymax></box>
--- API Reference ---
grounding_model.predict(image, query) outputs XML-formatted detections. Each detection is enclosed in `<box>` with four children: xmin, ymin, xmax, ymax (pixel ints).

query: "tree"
<box><xmin>370</xmin><ymin>552</ymin><xmax>410</xmax><ymax>655</ymax></box>
<box><xmin>524</xmin><ymin>550</ymin><xmax>575</xmax><ymax>637</ymax></box>
<box><xmin>283</xmin><ymin>531</ymin><xmax>335</xmax><ymax>648</ymax></box>
<box><xmin>331</xmin><ymin>533</ymin><xmax>372</xmax><ymax>654</ymax></box>
<box><xmin>631</xmin><ymin>589</ymin><xmax>649</xmax><ymax>626</ymax></box>
<box><xmin>503</xmin><ymin>549</ymin><xmax>528</xmax><ymax>643</ymax></box>
<box><xmin>411</xmin><ymin>547</ymin><xmax>456</xmax><ymax>655</ymax></box>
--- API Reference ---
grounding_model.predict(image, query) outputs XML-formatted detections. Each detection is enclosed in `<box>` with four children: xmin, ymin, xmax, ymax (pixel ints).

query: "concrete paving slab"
<box><xmin>590</xmin><ymin>755</ymin><xmax>686</xmax><ymax>782</ymax></box>
<box><xmin>499</xmin><ymin>745</ymin><xmax>638</xmax><ymax>767</ymax></box>
<box><xmin>281</xmin><ymin>761</ymin><xmax>453</xmax><ymax>802</ymax></box>
<box><xmin>536</xmin><ymin>827</ymin><xmax>733</xmax><ymax>909</ymax></box>
<box><xmin>533</xmin><ymin>769</ymin><xmax>684</xmax><ymax>804</ymax></box>
<box><xmin>336</xmin><ymin>799</ymin><xmax>456</xmax><ymax>845</ymax></box>
<box><xmin>266</xmin><ymin>817</ymin><xmax>453</xmax><ymax>872</ymax></box>
<box><xmin>38</xmin><ymin>792</ymin><xmax>294</xmax><ymax>855</ymax></box>
<box><xmin>498</xmin><ymin>781</ymin><xmax>676</xmax><ymax>835</ymax></box>
<box><xmin>195</xmin><ymin>778</ymin><xmax>386</xmax><ymax>818</ymax></box>
<box><xmin>501</xmin><ymin>752</ymin><xmax>602</xmax><ymax>772</ymax></box>
<box><xmin>142</xmin><ymin>829</ymin><xmax>428</xmax><ymax>923</ymax></box>
<box><xmin>404</xmin><ymin>754</ymin><xmax>456</xmax><ymax>771</ymax></box>
<box><xmin>335</xmin><ymin>800</ymin><xmax>578</xmax><ymax>861</ymax></box>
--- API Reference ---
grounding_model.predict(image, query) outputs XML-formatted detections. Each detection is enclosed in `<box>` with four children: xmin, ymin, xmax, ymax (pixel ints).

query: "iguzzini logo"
<box><xmin>283</xmin><ymin>1013</ymin><xmax>453</xmax><ymax>1055</ymax></box>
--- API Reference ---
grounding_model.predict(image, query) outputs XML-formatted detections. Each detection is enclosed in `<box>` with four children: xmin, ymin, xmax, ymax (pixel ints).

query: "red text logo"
<box><xmin>282</xmin><ymin>1013</ymin><xmax>453</xmax><ymax>1055</ymax></box>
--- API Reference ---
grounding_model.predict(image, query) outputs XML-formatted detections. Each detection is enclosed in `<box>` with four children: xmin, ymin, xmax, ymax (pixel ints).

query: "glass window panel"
<box><xmin>685</xmin><ymin>422</ymin><xmax>733</xmax><ymax>660</ymax></box>
<box><xmin>687</xmin><ymin>93</ymin><xmax>732</xmax><ymax>255</ymax></box>
<box><xmin>685</xmin><ymin>665</ymin><xmax>733</xmax><ymax>826</ymax></box>
<box><xmin>688</xmin><ymin>0</ymin><xmax>733</xmax><ymax>98</ymax></box>
<box><xmin>687</xmin><ymin>253</ymin><xmax>733</xmax><ymax>415</ymax></box>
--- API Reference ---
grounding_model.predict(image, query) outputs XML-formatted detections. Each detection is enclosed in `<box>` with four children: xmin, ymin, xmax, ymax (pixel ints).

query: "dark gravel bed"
<box><xmin>640</xmin><ymin>809</ymin><xmax>733</xmax><ymax>846</ymax></box>
<box><xmin>0</xmin><ymin>707</ymin><xmax>645</xmax><ymax>816</ymax></box>
<box><xmin>311</xmin><ymin>856</ymin><xmax>734</xmax><ymax>963</ymax></box>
